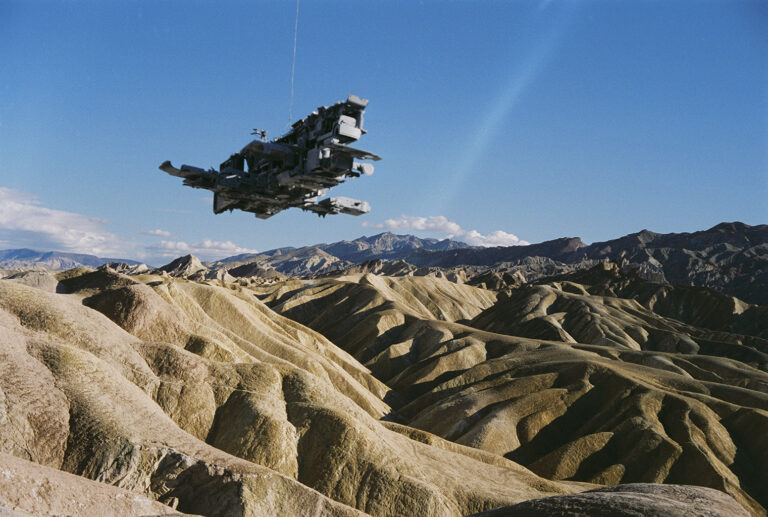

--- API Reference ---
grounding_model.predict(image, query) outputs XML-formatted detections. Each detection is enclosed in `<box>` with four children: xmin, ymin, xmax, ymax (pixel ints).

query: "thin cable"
<box><xmin>288</xmin><ymin>0</ymin><xmax>300</xmax><ymax>127</ymax></box>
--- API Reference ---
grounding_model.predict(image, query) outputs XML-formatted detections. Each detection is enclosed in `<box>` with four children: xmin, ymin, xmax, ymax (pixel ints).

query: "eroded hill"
<box><xmin>0</xmin><ymin>269</ymin><xmax>585</xmax><ymax>516</ymax></box>
<box><xmin>259</xmin><ymin>264</ymin><xmax>768</xmax><ymax>515</ymax></box>
<box><xmin>0</xmin><ymin>254</ymin><xmax>765</xmax><ymax>516</ymax></box>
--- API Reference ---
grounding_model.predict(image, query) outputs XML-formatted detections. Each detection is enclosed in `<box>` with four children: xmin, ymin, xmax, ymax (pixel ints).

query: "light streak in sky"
<box><xmin>441</xmin><ymin>2</ymin><xmax>577</xmax><ymax>207</ymax></box>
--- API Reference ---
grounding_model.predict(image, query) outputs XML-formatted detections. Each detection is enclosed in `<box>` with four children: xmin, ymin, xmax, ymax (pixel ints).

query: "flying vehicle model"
<box><xmin>159</xmin><ymin>95</ymin><xmax>381</xmax><ymax>219</ymax></box>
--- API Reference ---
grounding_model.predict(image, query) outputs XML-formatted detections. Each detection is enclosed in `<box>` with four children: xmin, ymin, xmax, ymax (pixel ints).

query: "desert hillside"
<box><xmin>259</xmin><ymin>262</ymin><xmax>768</xmax><ymax>516</ymax></box>
<box><xmin>0</xmin><ymin>269</ymin><xmax>581</xmax><ymax>516</ymax></box>
<box><xmin>1</xmin><ymin>223</ymin><xmax>767</xmax><ymax>516</ymax></box>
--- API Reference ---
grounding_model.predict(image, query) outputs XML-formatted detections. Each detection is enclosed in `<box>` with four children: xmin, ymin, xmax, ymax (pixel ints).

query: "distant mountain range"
<box><xmin>218</xmin><ymin>232</ymin><xmax>475</xmax><ymax>263</ymax></box>
<box><xmin>3</xmin><ymin>222</ymin><xmax>767</xmax><ymax>305</ymax></box>
<box><xmin>208</xmin><ymin>223</ymin><xmax>768</xmax><ymax>305</ymax></box>
<box><xmin>0</xmin><ymin>249</ymin><xmax>143</xmax><ymax>270</ymax></box>
<box><xmin>210</xmin><ymin>233</ymin><xmax>478</xmax><ymax>277</ymax></box>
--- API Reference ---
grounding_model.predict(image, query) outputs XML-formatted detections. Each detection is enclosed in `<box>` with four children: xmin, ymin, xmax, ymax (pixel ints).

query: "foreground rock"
<box><xmin>156</xmin><ymin>254</ymin><xmax>208</xmax><ymax>277</ymax></box>
<box><xmin>469</xmin><ymin>484</ymin><xmax>749</xmax><ymax>517</ymax></box>
<box><xmin>0</xmin><ymin>453</ymin><xmax>189</xmax><ymax>516</ymax></box>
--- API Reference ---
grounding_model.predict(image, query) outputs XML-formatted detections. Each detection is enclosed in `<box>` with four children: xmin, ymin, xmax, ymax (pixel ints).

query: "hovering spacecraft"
<box><xmin>159</xmin><ymin>94</ymin><xmax>381</xmax><ymax>219</ymax></box>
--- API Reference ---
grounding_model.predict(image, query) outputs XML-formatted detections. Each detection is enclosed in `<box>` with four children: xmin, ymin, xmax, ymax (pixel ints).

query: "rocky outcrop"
<box><xmin>3</xmin><ymin>270</ymin><xmax>60</xmax><ymax>292</ymax></box>
<box><xmin>0</xmin><ymin>453</ymin><xmax>188</xmax><ymax>516</ymax></box>
<box><xmin>211</xmin><ymin>247</ymin><xmax>351</xmax><ymax>278</ymax></box>
<box><xmin>102</xmin><ymin>261</ymin><xmax>150</xmax><ymax>274</ymax></box>
<box><xmin>468</xmin><ymin>484</ymin><xmax>750</xmax><ymax>517</ymax></box>
<box><xmin>156</xmin><ymin>254</ymin><xmax>208</xmax><ymax>277</ymax></box>
<box><xmin>573</xmin><ymin>222</ymin><xmax>768</xmax><ymax>305</ymax></box>
<box><xmin>317</xmin><ymin>259</ymin><xmax>418</xmax><ymax>278</ymax></box>
<box><xmin>227</xmin><ymin>262</ymin><xmax>287</xmax><ymax>280</ymax></box>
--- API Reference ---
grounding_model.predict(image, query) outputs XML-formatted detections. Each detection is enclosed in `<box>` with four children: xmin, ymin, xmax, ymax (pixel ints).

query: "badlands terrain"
<box><xmin>0</xmin><ymin>222</ymin><xmax>767</xmax><ymax>516</ymax></box>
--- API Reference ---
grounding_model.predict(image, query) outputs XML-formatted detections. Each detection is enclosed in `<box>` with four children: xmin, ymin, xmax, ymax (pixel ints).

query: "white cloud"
<box><xmin>0</xmin><ymin>187</ymin><xmax>125</xmax><ymax>256</ymax></box>
<box><xmin>363</xmin><ymin>215</ymin><xmax>463</xmax><ymax>235</ymax></box>
<box><xmin>148</xmin><ymin>239</ymin><xmax>257</xmax><ymax>260</ymax></box>
<box><xmin>154</xmin><ymin>240</ymin><xmax>191</xmax><ymax>253</ymax></box>
<box><xmin>0</xmin><ymin>187</ymin><xmax>257</xmax><ymax>264</ymax></box>
<box><xmin>363</xmin><ymin>214</ymin><xmax>529</xmax><ymax>247</ymax></box>
<box><xmin>461</xmin><ymin>229</ymin><xmax>528</xmax><ymax>247</ymax></box>
<box><xmin>141</xmin><ymin>229</ymin><xmax>172</xmax><ymax>237</ymax></box>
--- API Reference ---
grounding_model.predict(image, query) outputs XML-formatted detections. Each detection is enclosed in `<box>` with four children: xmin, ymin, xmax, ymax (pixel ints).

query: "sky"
<box><xmin>1</xmin><ymin>0</ymin><xmax>766</xmax><ymax>264</ymax></box>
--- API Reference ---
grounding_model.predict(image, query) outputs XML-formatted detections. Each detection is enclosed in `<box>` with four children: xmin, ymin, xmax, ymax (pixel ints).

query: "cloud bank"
<box><xmin>141</xmin><ymin>229</ymin><xmax>172</xmax><ymax>237</ymax></box>
<box><xmin>0</xmin><ymin>187</ymin><xmax>125</xmax><ymax>256</ymax></box>
<box><xmin>362</xmin><ymin>215</ymin><xmax>529</xmax><ymax>247</ymax></box>
<box><xmin>0</xmin><ymin>187</ymin><xmax>256</xmax><ymax>263</ymax></box>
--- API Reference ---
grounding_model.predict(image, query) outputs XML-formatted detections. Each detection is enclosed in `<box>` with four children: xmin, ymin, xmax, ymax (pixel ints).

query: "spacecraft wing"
<box><xmin>324</xmin><ymin>142</ymin><xmax>382</xmax><ymax>161</ymax></box>
<box><xmin>159</xmin><ymin>161</ymin><xmax>206</xmax><ymax>179</ymax></box>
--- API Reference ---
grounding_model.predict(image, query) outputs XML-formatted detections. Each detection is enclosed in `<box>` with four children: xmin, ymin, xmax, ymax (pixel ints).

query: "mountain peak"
<box><xmin>709</xmin><ymin>221</ymin><xmax>750</xmax><ymax>233</ymax></box>
<box><xmin>157</xmin><ymin>254</ymin><xmax>207</xmax><ymax>277</ymax></box>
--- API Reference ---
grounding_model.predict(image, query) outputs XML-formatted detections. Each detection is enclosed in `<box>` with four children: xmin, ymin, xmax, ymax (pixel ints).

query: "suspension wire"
<box><xmin>288</xmin><ymin>0</ymin><xmax>300</xmax><ymax>128</ymax></box>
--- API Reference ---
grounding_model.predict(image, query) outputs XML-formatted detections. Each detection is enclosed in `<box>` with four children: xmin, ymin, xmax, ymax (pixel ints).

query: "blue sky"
<box><xmin>1</xmin><ymin>0</ymin><xmax>766</xmax><ymax>264</ymax></box>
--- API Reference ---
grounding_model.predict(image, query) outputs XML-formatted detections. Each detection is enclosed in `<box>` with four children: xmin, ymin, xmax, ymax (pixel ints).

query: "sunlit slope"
<box><xmin>261</xmin><ymin>274</ymin><xmax>498</xmax><ymax>383</ymax></box>
<box><xmin>533</xmin><ymin>262</ymin><xmax>768</xmax><ymax>339</ymax></box>
<box><xmin>402</xmin><ymin>342</ymin><xmax>768</xmax><ymax>515</ymax></box>
<box><xmin>261</xmin><ymin>272</ymin><xmax>768</xmax><ymax>515</ymax></box>
<box><xmin>470</xmin><ymin>283</ymin><xmax>768</xmax><ymax>365</ymax></box>
<box><xmin>264</xmin><ymin>273</ymin><xmax>497</xmax><ymax>322</ymax></box>
<box><xmin>0</xmin><ymin>280</ymin><xmax>365</xmax><ymax>517</ymax></box>
<box><xmin>0</xmin><ymin>453</ymin><xmax>190</xmax><ymax>516</ymax></box>
<box><xmin>0</xmin><ymin>272</ymin><xmax>585</xmax><ymax>517</ymax></box>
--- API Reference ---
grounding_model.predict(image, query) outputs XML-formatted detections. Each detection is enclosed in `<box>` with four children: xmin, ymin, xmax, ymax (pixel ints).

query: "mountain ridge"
<box><xmin>4</xmin><ymin>222</ymin><xmax>767</xmax><ymax>304</ymax></box>
<box><xmin>0</xmin><ymin>248</ymin><xmax>144</xmax><ymax>269</ymax></box>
